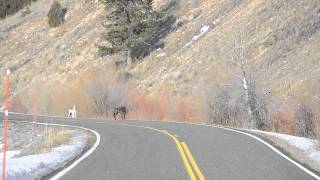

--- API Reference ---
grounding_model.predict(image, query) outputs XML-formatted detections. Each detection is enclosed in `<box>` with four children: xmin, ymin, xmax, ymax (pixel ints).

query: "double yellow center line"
<box><xmin>117</xmin><ymin>123</ymin><xmax>205</xmax><ymax>180</ymax></box>
<box><xmin>143</xmin><ymin>127</ymin><xmax>205</xmax><ymax>180</ymax></box>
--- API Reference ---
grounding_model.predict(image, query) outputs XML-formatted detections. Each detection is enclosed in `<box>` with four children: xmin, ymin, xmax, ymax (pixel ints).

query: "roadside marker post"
<box><xmin>32</xmin><ymin>94</ymin><xmax>37</xmax><ymax>127</ymax></box>
<box><xmin>2</xmin><ymin>69</ymin><xmax>10</xmax><ymax>180</ymax></box>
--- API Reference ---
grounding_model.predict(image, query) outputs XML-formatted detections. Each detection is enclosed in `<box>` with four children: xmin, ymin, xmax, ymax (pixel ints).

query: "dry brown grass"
<box><xmin>0</xmin><ymin>0</ymin><xmax>106</xmax><ymax>103</ymax></box>
<box><xmin>43</xmin><ymin>129</ymin><xmax>71</xmax><ymax>152</ymax></box>
<box><xmin>25</xmin><ymin>128</ymin><xmax>72</xmax><ymax>154</ymax></box>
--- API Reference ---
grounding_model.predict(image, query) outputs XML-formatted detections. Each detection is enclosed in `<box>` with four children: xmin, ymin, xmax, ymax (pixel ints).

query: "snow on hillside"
<box><xmin>0</xmin><ymin>130</ymin><xmax>88</xmax><ymax>180</ymax></box>
<box><xmin>184</xmin><ymin>25</ymin><xmax>210</xmax><ymax>47</ymax></box>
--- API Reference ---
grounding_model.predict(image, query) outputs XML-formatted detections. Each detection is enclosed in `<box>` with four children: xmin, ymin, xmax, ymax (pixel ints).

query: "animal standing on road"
<box><xmin>67</xmin><ymin>106</ymin><xmax>77</xmax><ymax>118</ymax></box>
<box><xmin>113</xmin><ymin>106</ymin><xmax>127</xmax><ymax>120</ymax></box>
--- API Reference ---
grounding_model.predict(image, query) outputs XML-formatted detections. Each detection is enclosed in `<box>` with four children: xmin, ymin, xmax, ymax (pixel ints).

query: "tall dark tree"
<box><xmin>99</xmin><ymin>0</ymin><xmax>165</xmax><ymax>64</ymax></box>
<box><xmin>47</xmin><ymin>1</ymin><xmax>67</xmax><ymax>28</ymax></box>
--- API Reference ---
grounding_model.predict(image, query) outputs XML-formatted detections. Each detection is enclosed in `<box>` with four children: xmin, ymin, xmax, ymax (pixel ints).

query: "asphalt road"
<box><xmin>3</xmin><ymin>113</ymin><xmax>319</xmax><ymax>180</ymax></box>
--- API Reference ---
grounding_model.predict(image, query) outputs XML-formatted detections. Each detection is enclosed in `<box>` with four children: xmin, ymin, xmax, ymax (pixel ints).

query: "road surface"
<box><xmin>3</xmin><ymin>113</ymin><xmax>319</xmax><ymax>180</ymax></box>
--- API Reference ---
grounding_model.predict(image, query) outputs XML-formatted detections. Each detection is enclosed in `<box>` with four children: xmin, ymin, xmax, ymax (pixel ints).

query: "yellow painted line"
<box><xmin>113</xmin><ymin>123</ymin><xmax>197</xmax><ymax>180</ymax></box>
<box><xmin>142</xmin><ymin>127</ymin><xmax>197</xmax><ymax>180</ymax></box>
<box><xmin>181</xmin><ymin>142</ymin><xmax>205</xmax><ymax>180</ymax></box>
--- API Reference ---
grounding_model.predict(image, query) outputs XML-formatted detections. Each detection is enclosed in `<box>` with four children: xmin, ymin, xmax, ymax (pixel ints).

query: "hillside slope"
<box><xmin>0</xmin><ymin>0</ymin><xmax>105</xmax><ymax>101</ymax></box>
<box><xmin>132</xmin><ymin>0</ymin><xmax>320</xmax><ymax>101</ymax></box>
<box><xmin>0</xmin><ymin>0</ymin><xmax>319</xmax><ymax>124</ymax></box>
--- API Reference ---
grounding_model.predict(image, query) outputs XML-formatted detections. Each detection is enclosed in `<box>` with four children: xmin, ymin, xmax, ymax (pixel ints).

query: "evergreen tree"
<box><xmin>47</xmin><ymin>1</ymin><xmax>67</xmax><ymax>28</ymax></box>
<box><xmin>99</xmin><ymin>0</ymin><xmax>165</xmax><ymax>64</ymax></box>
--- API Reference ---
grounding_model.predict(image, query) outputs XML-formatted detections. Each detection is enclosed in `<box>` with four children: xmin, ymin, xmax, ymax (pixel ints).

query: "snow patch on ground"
<box><xmin>156</xmin><ymin>53</ymin><xmax>166</xmax><ymax>58</ymax></box>
<box><xmin>184</xmin><ymin>25</ymin><xmax>210</xmax><ymax>47</ymax></box>
<box><xmin>0</xmin><ymin>131</ymin><xmax>88</xmax><ymax>180</ymax></box>
<box><xmin>251</xmin><ymin>130</ymin><xmax>320</xmax><ymax>162</ymax></box>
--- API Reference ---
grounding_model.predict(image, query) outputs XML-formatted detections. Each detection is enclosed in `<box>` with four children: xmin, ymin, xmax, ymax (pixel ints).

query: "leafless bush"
<box><xmin>294</xmin><ymin>103</ymin><xmax>317</xmax><ymax>138</ymax></box>
<box><xmin>204</xmin><ymin>83</ymin><xmax>240</xmax><ymax>126</ymax></box>
<box><xmin>203</xmin><ymin>76</ymin><xmax>273</xmax><ymax>129</ymax></box>
<box><xmin>215</xmin><ymin>22</ymin><xmax>273</xmax><ymax>129</ymax></box>
<box><xmin>85</xmin><ymin>73</ymin><xmax>128</xmax><ymax>117</ymax></box>
<box><xmin>315</xmin><ymin>116</ymin><xmax>320</xmax><ymax>148</ymax></box>
<box><xmin>86</xmin><ymin>78</ymin><xmax>110</xmax><ymax>116</ymax></box>
<box><xmin>204</xmin><ymin>84</ymin><xmax>231</xmax><ymax>126</ymax></box>
<box><xmin>246</xmin><ymin>80</ymin><xmax>270</xmax><ymax>130</ymax></box>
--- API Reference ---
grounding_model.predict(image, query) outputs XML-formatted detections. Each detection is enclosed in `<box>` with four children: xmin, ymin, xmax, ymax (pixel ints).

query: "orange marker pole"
<box><xmin>2</xmin><ymin>69</ymin><xmax>10</xmax><ymax>180</ymax></box>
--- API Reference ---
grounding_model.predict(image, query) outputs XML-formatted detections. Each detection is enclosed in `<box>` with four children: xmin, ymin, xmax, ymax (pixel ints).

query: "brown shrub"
<box><xmin>269</xmin><ymin>107</ymin><xmax>294</xmax><ymax>134</ymax></box>
<box><xmin>10</xmin><ymin>65</ymin><xmax>200</xmax><ymax>122</ymax></box>
<box><xmin>127</xmin><ymin>86</ymin><xmax>160</xmax><ymax>120</ymax></box>
<box><xmin>126</xmin><ymin>83</ymin><xmax>200</xmax><ymax>122</ymax></box>
<box><xmin>10</xmin><ymin>94</ymin><xmax>29</xmax><ymax>113</ymax></box>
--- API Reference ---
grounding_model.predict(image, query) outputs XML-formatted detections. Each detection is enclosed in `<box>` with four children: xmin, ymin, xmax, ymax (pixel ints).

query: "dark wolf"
<box><xmin>113</xmin><ymin>106</ymin><xmax>127</xmax><ymax>120</ymax></box>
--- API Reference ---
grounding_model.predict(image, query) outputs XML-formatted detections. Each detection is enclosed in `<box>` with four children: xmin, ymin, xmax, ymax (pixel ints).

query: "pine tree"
<box><xmin>47</xmin><ymin>1</ymin><xmax>67</xmax><ymax>28</ymax></box>
<box><xmin>99</xmin><ymin>0</ymin><xmax>165</xmax><ymax>64</ymax></box>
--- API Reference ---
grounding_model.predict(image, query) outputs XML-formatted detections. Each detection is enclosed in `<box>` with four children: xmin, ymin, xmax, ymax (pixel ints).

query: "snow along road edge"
<box><xmin>223</xmin><ymin>127</ymin><xmax>320</xmax><ymax>180</ymax></box>
<box><xmin>49</xmin><ymin>123</ymin><xmax>100</xmax><ymax>180</ymax></box>
<box><xmin>9</xmin><ymin>119</ymin><xmax>101</xmax><ymax>180</ymax></box>
<box><xmin>6</xmin><ymin>112</ymin><xmax>320</xmax><ymax>180</ymax></box>
<box><xmin>163</xmin><ymin>120</ymin><xmax>320</xmax><ymax>180</ymax></box>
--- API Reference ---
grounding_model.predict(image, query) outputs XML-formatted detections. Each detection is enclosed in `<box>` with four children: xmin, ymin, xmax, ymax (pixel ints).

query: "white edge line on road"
<box><xmin>160</xmin><ymin>121</ymin><xmax>320</xmax><ymax>180</ymax></box>
<box><xmin>49</xmin><ymin>125</ymin><xmax>100</xmax><ymax>180</ymax></box>
<box><xmin>220</xmin><ymin>126</ymin><xmax>320</xmax><ymax>180</ymax></box>
<box><xmin>92</xmin><ymin>117</ymin><xmax>320</xmax><ymax>180</ymax></box>
<box><xmin>5</xmin><ymin>112</ymin><xmax>320</xmax><ymax>180</ymax></box>
<box><xmin>10</xmin><ymin>119</ymin><xmax>101</xmax><ymax>180</ymax></box>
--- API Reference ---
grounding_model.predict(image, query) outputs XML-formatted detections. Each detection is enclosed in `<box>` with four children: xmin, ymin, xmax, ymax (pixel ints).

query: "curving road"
<box><xmin>3</xmin><ymin>113</ymin><xmax>319</xmax><ymax>180</ymax></box>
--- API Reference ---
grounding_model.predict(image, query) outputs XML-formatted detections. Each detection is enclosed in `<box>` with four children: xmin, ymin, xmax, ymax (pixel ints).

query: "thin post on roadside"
<box><xmin>2</xmin><ymin>69</ymin><xmax>10</xmax><ymax>180</ymax></box>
